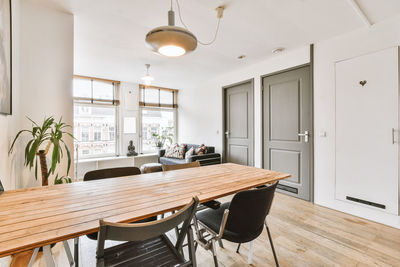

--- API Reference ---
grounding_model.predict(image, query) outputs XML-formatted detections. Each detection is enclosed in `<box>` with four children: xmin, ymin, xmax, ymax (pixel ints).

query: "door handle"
<box><xmin>225</xmin><ymin>131</ymin><xmax>230</xmax><ymax>137</ymax></box>
<box><xmin>298</xmin><ymin>131</ymin><xmax>309</xmax><ymax>143</ymax></box>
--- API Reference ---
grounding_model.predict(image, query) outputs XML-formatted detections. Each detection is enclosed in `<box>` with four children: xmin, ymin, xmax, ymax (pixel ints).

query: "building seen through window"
<box><xmin>73</xmin><ymin>76</ymin><xmax>118</xmax><ymax>159</ymax></box>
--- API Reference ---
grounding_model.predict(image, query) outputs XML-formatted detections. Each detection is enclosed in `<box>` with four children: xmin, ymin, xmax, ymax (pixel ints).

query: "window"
<box><xmin>109</xmin><ymin>126</ymin><xmax>115</xmax><ymax>141</ymax></box>
<box><xmin>74</xmin><ymin>76</ymin><xmax>120</xmax><ymax>159</ymax></box>
<box><xmin>94</xmin><ymin>126</ymin><xmax>102</xmax><ymax>141</ymax></box>
<box><xmin>139</xmin><ymin>85</ymin><xmax>178</xmax><ymax>153</ymax></box>
<box><xmin>81</xmin><ymin>127</ymin><xmax>89</xmax><ymax>142</ymax></box>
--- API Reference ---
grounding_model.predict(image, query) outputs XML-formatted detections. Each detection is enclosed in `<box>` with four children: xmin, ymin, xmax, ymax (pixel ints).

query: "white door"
<box><xmin>335</xmin><ymin>47</ymin><xmax>399</xmax><ymax>215</ymax></box>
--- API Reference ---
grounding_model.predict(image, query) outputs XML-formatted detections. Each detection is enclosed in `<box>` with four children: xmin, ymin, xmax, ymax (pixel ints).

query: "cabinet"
<box><xmin>335</xmin><ymin>47</ymin><xmax>399</xmax><ymax>215</ymax></box>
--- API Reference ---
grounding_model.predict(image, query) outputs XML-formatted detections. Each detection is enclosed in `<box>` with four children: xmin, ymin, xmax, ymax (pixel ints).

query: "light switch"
<box><xmin>319</xmin><ymin>131</ymin><xmax>327</xmax><ymax>137</ymax></box>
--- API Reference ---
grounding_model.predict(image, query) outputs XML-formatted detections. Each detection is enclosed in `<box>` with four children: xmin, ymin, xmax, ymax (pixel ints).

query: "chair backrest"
<box><xmin>96</xmin><ymin>197</ymin><xmax>199</xmax><ymax>258</ymax></box>
<box><xmin>83</xmin><ymin>167</ymin><xmax>141</xmax><ymax>181</ymax></box>
<box><xmin>162</xmin><ymin>161</ymin><xmax>200</xmax><ymax>171</ymax></box>
<box><xmin>225</xmin><ymin>182</ymin><xmax>278</xmax><ymax>235</ymax></box>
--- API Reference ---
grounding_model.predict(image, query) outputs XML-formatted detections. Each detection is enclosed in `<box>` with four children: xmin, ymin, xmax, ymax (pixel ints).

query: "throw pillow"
<box><xmin>195</xmin><ymin>144</ymin><xmax>207</xmax><ymax>155</ymax></box>
<box><xmin>165</xmin><ymin>144</ymin><xmax>187</xmax><ymax>159</ymax></box>
<box><xmin>185</xmin><ymin>147</ymin><xmax>195</xmax><ymax>162</ymax></box>
<box><xmin>164</xmin><ymin>144</ymin><xmax>177</xmax><ymax>158</ymax></box>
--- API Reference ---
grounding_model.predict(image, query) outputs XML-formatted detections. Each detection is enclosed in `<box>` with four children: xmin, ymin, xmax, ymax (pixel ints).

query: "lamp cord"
<box><xmin>175</xmin><ymin>0</ymin><xmax>222</xmax><ymax>46</ymax></box>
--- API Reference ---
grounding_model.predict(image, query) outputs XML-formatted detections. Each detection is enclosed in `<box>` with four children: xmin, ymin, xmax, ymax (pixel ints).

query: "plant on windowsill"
<box><xmin>152</xmin><ymin>128</ymin><xmax>173</xmax><ymax>150</ymax></box>
<box><xmin>9</xmin><ymin>116</ymin><xmax>74</xmax><ymax>186</ymax></box>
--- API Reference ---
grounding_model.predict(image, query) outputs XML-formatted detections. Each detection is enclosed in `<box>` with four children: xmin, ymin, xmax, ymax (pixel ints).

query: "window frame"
<box><xmin>73</xmin><ymin>75</ymin><xmax>120</xmax><ymax>160</ymax></box>
<box><xmin>139</xmin><ymin>106</ymin><xmax>177</xmax><ymax>154</ymax></box>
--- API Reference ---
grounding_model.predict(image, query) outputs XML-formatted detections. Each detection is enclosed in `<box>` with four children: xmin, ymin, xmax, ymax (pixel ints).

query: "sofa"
<box><xmin>158</xmin><ymin>144</ymin><xmax>221</xmax><ymax>166</ymax></box>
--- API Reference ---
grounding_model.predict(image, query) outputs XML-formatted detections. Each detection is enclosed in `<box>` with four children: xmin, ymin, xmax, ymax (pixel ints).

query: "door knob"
<box><xmin>225</xmin><ymin>131</ymin><xmax>230</xmax><ymax>136</ymax></box>
<box><xmin>298</xmin><ymin>131</ymin><xmax>310</xmax><ymax>143</ymax></box>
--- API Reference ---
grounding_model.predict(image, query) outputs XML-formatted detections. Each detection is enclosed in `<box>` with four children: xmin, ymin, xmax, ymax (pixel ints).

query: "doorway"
<box><xmin>262</xmin><ymin>65</ymin><xmax>313</xmax><ymax>201</ymax></box>
<box><xmin>223</xmin><ymin>79</ymin><xmax>254</xmax><ymax>166</ymax></box>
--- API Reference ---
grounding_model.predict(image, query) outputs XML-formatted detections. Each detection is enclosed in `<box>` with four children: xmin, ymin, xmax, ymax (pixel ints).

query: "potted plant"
<box><xmin>9</xmin><ymin>116</ymin><xmax>74</xmax><ymax>186</ymax></box>
<box><xmin>152</xmin><ymin>128</ymin><xmax>173</xmax><ymax>155</ymax></box>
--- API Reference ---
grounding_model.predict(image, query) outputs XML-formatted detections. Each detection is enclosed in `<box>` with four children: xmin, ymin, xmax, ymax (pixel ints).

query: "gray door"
<box><xmin>224</xmin><ymin>80</ymin><xmax>254</xmax><ymax>166</ymax></box>
<box><xmin>262</xmin><ymin>66</ymin><xmax>312</xmax><ymax>201</ymax></box>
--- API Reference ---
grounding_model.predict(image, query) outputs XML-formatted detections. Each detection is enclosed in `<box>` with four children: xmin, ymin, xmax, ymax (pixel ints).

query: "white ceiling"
<box><xmin>44</xmin><ymin>0</ymin><xmax>400</xmax><ymax>89</ymax></box>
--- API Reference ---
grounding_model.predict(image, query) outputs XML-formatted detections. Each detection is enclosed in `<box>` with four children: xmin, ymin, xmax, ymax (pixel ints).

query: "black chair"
<box><xmin>74</xmin><ymin>167</ymin><xmax>157</xmax><ymax>266</ymax></box>
<box><xmin>96</xmin><ymin>197</ymin><xmax>199</xmax><ymax>267</ymax></box>
<box><xmin>83</xmin><ymin>166</ymin><xmax>141</xmax><ymax>181</ymax></box>
<box><xmin>194</xmin><ymin>182</ymin><xmax>279</xmax><ymax>267</ymax></box>
<box><xmin>83</xmin><ymin>167</ymin><xmax>150</xmax><ymax>241</ymax></box>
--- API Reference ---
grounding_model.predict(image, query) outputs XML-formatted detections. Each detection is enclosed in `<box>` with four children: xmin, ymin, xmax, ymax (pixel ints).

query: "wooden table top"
<box><xmin>0</xmin><ymin>163</ymin><xmax>290</xmax><ymax>257</ymax></box>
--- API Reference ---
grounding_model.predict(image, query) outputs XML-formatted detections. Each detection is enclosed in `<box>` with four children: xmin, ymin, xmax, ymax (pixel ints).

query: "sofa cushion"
<box><xmin>194</xmin><ymin>144</ymin><xmax>207</xmax><ymax>155</ymax></box>
<box><xmin>183</xmin><ymin>144</ymin><xmax>215</xmax><ymax>154</ymax></box>
<box><xmin>164</xmin><ymin>144</ymin><xmax>186</xmax><ymax>159</ymax></box>
<box><xmin>185</xmin><ymin>147</ymin><xmax>195</xmax><ymax>162</ymax></box>
<box><xmin>160</xmin><ymin>157</ymin><xmax>186</xmax><ymax>165</ymax></box>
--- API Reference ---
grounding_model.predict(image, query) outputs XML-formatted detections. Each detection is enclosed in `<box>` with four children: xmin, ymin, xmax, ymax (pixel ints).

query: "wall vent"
<box><xmin>346</xmin><ymin>196</ymin><xmax>386</xmax><ymax>209</ymax></box>
<box><xmin>277</xmin><ymin>184</ymin><xmax>298</xmax><ymax>194</ymax></box>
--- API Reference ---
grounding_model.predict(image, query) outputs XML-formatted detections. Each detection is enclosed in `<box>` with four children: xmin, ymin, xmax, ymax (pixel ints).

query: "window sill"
<box><xmin>76</xmin><ymin>155</ymin><xmax>127</xmax><ymax>163</ymax></box>
<box><xmin>75</xmin><ymin>153</ymin><xmax>158</xmax><ymax>163</ymax></box>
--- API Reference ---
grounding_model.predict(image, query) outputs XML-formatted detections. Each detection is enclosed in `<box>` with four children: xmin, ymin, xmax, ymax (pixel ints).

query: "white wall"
<box><xmin>119</xmin><ymin>82</ymin><xmax>140</xmax><ymax>156</ymax></box>
<box><xmin>179</xmin><ymin>15</ymin><xmax>400</xmax><ymax>228</ymax></box>
<box><xmin>0</xmin><ymin>0</ymin><xmax>74</xmax><ymax>190</ymax></box>
<box><xmin>178</xmin><ymin>46</ymin><xmax>310</xmax><ymax>168</ymax></box>
<box><xmin>314</xmin><ymin>15</ymin><xmax>400</xmax><ymax>228</ymax></box>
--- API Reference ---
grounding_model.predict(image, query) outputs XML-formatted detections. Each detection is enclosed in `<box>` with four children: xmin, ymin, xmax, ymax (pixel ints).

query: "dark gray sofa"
<box><xmin>158</xmin><ymin>144</ymin><xmax>221</xmax><ymax>166</ymax></box>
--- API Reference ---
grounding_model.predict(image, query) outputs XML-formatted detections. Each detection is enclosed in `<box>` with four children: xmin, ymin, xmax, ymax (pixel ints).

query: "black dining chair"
<box><xmin>96</xmin><ymin>197</ymin><xmax>199</xmax><ymax>267</ymax></box>
<box><xmin>75</xmin><ymin>167</ymin><xmax>156</xmax><ymax>266</ymax></box>
<box><xmin>194</xmin><ymin>182</ymin><xmax>279</xmax><ymax>267</ymax></box>
<box><xmin>83</xmin><ymin>166</ymin><xmax>141</xmax><ymax>181</ymax></box>
<box><xmin>83</xmin><ymin>167</ymin><xmax>151</xmax><ymax>241</ymax></box>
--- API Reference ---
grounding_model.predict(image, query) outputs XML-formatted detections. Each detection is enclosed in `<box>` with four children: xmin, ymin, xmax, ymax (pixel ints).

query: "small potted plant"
<box><xmin>9</xmin><ymin>116</ymin><xmax>74</xmax><ymax>186</ymax></box>
<box><xmin>152</xmin><ymin>128</ymin><xmax>173</xmax><ymax>155</ymax></box>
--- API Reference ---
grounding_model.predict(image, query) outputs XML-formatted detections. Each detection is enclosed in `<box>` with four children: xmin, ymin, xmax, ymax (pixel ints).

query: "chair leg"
<box><xmin>211</xmin><ymin>239</ymin><xmax>219</xmax><ymax>267</ymax></box>
<box><xmin>236</xmin><ymin>243</ymin><xmax>241</xmax><ymax>253</ymax></box>
<box><xmin>266</xmin><ymin>224</ymin><xmax>279</xmax><ymax>267</ymax></box>
<box><xmin>187</xmin><ymin>226</ymin><xmax>197</xmax><ymax>267</ymax></box>
<box><xmin>74</xmin><ymin>237</ymin><xmax>79</xmax><ymax>267</ymax></box>
<box><xmin>248</xmin><ymin>241</ymin><xmax>253</xmax><ymax>265</ymax></box>
<box><xmin>63</xmin><ymin>240</ymin><xmax>75</xmax><ymax>266</ymax></box>
<box><xmin>218</xmin><ymin>239</ymin><xmax>224</xmax><ymax>249</ymax></box>
<box><xmin>28</xmin><ymin>248</ymin><xmax>39</xmax><ymax>267</ymax></box>
<box><xmin>43</xmin><ymin>245</ymin><xmax>56</xmax><ymax>267</ymax></box>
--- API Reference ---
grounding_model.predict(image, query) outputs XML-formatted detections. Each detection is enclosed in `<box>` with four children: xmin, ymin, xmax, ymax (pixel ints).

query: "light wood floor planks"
<box><xmin>4</xmin><ymin>193</ymin><xmax>400</xmax><ymax>267</ymax></box>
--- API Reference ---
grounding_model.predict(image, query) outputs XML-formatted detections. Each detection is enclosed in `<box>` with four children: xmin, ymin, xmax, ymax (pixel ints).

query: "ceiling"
<box><xmin>43</xmin><ymin>0</ymin><xmax>400</xmax><ymax>89</ymax></box>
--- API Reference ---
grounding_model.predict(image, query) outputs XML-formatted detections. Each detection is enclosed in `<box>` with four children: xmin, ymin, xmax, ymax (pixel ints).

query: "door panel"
<box><xmin>225</xmin><ymin>80</ymin><xmax>254</xmax><ymax>166</ymax></box>
<box><xmin>270</xmin><ymin>149</ymin><xmax>300</xmax><ymax>184</ymax></box>
<box><xmin>263</xmin><ymin>66</ymin><xmax>312</xmax><ymax>201</ymax></box>
<box><xmin>229</xmin><ymin>92</ymin><xmax>248</xmax><ymax>138</ymax></box>
<box><xmin>270</xmin><ymin>80</ymin><xmax>300</xmax><ymax>141</ymax></box>
<box><xmin>229</xmin><ymin>145</ymin><xmax>249</xmax><ymax>166</ymax></box>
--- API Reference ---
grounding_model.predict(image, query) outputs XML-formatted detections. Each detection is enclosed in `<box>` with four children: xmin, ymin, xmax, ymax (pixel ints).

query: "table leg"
<box><xmin>28</xmin><ymin>247</ymin><xmax>39</xmax><ymax>267</ymax></box>
<box><xmin>43</xmin><ymin>245</ymin><xmax>56</xmax><ymax>267</ymax></box>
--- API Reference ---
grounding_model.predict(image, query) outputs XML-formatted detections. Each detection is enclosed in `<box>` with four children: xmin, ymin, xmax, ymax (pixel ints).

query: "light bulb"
<box><xmin>158</xmin><ymin>45</ymin><xmax>186</xmax><ymax>57</ymax></box>
<box><xmin>141</xmin><ymin>74</ymin><xmax>154</xmax><ymax>85</ymax></box>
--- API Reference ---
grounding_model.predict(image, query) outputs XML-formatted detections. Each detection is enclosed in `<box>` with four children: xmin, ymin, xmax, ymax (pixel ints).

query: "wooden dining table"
<box><xmin>0</xmin><ymin>163</ymin><xmax>290</xmax><ymax>264</ymax></box>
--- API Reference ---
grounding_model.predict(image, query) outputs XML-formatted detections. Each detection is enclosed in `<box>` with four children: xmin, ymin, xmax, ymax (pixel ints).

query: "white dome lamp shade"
<box><xmin>141</xmin><ymin>64</ymin><xmax>154</xmax><ymax>85</ymax></box>
<box><xmin>145</xmin><ymin>9</ymin><xmax>197</xmax><ymax>57</ymax></box>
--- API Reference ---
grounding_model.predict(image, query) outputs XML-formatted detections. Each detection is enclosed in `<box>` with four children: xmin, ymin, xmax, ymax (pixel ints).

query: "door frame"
<box><xmin>261</xmin><ymin>60</ymin><xmax>314</xmax><ymax>202</ymax></box>
<box><xmin>222</xmin><ymin>78</ymin><xmax>255</xmax><ymax>165</ymax></box>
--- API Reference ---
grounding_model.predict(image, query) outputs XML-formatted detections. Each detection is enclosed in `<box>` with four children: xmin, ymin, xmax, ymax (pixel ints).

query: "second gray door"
<box><xmin>262</xmin><ymin>66</ymin><xmax>312</xmax><ymax>201</ymax></box>
<box><xmin>224</xmin><ymin>80</ymin><xmax>254</xmax><ymax>166</ymax></box>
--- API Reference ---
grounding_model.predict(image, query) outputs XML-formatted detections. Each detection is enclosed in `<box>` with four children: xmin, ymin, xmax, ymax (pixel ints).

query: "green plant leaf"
<box><xmin>61</xmin><ymin>140</ymin><xmax>71</xmax><ymax>175</ymax></box>
<box><xmin>9</xmin><ymin>129</ymin><xmax>31</xmax><ymax>154</ymax></box>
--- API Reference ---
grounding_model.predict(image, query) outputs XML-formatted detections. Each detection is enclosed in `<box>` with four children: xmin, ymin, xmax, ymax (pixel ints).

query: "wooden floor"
<box><xmin>4</xmin><ymin>193</ymin><xmax>400</xmax><ymax>267</ymax></box>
